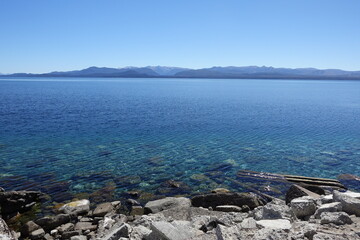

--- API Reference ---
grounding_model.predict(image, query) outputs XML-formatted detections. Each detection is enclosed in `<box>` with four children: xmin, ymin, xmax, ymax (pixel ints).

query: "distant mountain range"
<box><xmin>2</xmin><ymin>66</ymin><xmax>360</xmax><ymax>80</ymax></box>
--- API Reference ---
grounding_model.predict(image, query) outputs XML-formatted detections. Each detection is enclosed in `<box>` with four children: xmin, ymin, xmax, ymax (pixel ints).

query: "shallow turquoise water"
<box><xmin>0</xmin><ymin>78</ymin><xmax>359</xmax><ymax>202</ymax></box>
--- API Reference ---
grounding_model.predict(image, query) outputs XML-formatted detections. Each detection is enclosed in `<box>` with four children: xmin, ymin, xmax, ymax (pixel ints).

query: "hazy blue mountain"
<box><xmin>2</xmin><ymin>66</ymin><xmax>360</xmax><ymax>80</ymax></box>
<box><xmin>175</xmin><ymin>66</ymin><xmax>360</xmax><ymax>79</ymax></box>
<box><xmin>145</xmin><ymin>66</ymin><xmax>190</xmax><ymax>76</ymax></box>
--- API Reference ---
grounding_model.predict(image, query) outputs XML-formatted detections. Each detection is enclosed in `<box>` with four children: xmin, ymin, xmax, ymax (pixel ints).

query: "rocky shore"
<box><xmin>1</xmin><ymin>185</ymin><xmax>360</xmax><ymax>240</ymax></box>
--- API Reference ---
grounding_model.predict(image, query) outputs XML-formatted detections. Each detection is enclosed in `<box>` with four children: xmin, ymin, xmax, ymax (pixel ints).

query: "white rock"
<box><xmin>341</xmin><ymin>190</ymin><xmax>360</xmax><ymax>199</ymax></box>
<box><xmin>0</xmin><ymin>218</ymin><xmax>16</xmax><ymax>240</ymax></box>
<box><xmin>319</xmin><ymin>194</ymin><xmax>333</xmax><ymax>204</ymax></box>
<box><xmin>59</xmin><ymin>199</ymin><xmax>90</xmax><ymax>215</ymax></box>
<box><xmin>256</xmin><ymin>219</ymin><xmax>291</xmax><ymax>230</ymax></box>
<box><xmin>290</xmin><ymin>196</ymin><xmax>317</xmax><ymax>218</ymax></box>
<box><xmin>240</xmin><ymin>217</ymin><xmax>257</xmax><ymax>229</ymax></box>
<box><xmin>314</xmin><ymin>202</ymin><xmax>342</xmax><ymax>219</ymax></box>
<box><xmin>333</xmin><ymin>190</ymin><xmax>360</xmax><ymax>216</ymax></box>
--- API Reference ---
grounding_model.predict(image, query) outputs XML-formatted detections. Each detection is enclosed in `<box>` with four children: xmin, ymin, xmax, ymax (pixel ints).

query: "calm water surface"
<box><xmin>0</xmin><ymin>78</ymin><xmax>359</xmax><ymax>202</ymax></box>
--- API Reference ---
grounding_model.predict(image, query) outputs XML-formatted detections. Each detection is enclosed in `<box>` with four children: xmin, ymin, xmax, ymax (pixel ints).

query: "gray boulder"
<box><xmin>314</xmin><ymin>202</ymin><xmax>342</xmax><ymax>219</ymax></box>
<box><xmin>20</xmin><ymin>221</ymin><xmax>41</xmax><ymax>237</ymax></box>
<box><xmin>35</xmin><ymin>214</ymin><xmax>71</xmax><ymax>232</ymax></box>
<box><xmin>93</xmin><ymin>202</ymin><xmax>114</xmax><ymax>217</ymax></box>
<box><xmin>74</xmin><ymin>222</ymin><xmax>97</xmax><ymax>232</ymax></box>
<box><xmin>60</xmin><ymin>231</ymin><xmax>81</xmax><ymax>239</ymax></box>
<box><xmin>290</xmin><ymin>196</ymin><xmax>317</xmax><ymax>218</ymax></box>
<box><xmin>215</xmin><ymin>224</ymin><xmax>241</xmax><ymax>239</ymax></box>
<box><xmin>57</xmin><ymin>222</ymin><xmax>74</xmax><ymax>234</ymax></box>
<box><xmin>29</xmin><ymin>228</ymin><xmax>45</xmax><ymax>240</ymax></box>
<box><xmin>144</xmin><ymin>197</ymin><xmax>191</xmax><ymax>214</ymax></box>
<box><xmin>102</xmin><ymin>223</ymin><xmax>131</xmax><ymax>240</ymax></box>
<box><xmin>191</xmin><ymin>192</ymin><xmax>266</xmax><ymax>210</ymax></box>
<box><xmin>253</xmin><ymin>198</ymin><xmax>295</xmax><ymax>221</ymax></box>
<box><xmin>333</xmin><ymin>190</ymin><xmax>360</xmax><ymax>216</ymax></box>
<box><xmin>147</xmin><ymin>221</ymin><xmax>202</xmax><ymax>240</ymax></box>
<box><xmin>320</xmin><ymin>212</ymin><xmax>353</xmax><ymax>225</ymax></box>
<box><xmin>129</xmin><ymin>226</ymin><xmax>152</xmax><ymax>240</ymax></box>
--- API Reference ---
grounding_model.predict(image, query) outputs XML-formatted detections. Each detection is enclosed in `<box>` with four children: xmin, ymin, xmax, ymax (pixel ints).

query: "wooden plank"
<box><xmin>237</xmin><ymin>170</ymin><xmax>346</xmax><ymax>189</ymax></box>
<box><xmin>281</xmin><ymin>174</ymin><xmax>340</xmax><ymax>183</ymax></box>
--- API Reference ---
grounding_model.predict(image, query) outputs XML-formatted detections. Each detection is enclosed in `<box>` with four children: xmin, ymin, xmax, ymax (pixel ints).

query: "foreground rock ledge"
<box><xmin>1</xmin><ymin>188</ymin><xmax>360</xmax><ymax>239</ymax></box>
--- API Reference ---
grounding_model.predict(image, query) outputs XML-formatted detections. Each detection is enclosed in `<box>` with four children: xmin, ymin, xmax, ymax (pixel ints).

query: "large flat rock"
<box><xmin>144</xmin><ymin>197</ymin><xmax>191</xmax><ymax>214</ymax></box>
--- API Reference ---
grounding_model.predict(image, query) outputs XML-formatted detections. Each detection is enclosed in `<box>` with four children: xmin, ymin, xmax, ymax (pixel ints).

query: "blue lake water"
<box><xmin>0</xmin><ymin>78</ymin><xmax>360</xmax><ymax>202</ymax></box>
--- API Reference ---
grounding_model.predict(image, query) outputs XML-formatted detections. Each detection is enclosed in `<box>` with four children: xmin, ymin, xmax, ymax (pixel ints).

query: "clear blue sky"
<box><xmin>1</xmin><ymin>0</ymin><xmax>359</xmax><ymax>73</ymax></box>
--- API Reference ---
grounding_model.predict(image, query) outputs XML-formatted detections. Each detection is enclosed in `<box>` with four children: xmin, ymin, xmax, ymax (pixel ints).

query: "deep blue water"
<box><xmin>0</xmin><ymin>78</ymin><xmax>360</xmax><ymax>202</ymax></box>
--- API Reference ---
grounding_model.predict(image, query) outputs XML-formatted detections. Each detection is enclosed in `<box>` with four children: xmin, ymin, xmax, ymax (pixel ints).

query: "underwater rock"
<box><xmin>97</xmin><ymin>151</ymin><xmax>112</xmax><ymax>157</ymax></box>
<box><xmin>190</xmin><ymin>174</ymin><xmax>209</xmax><ymax>182</ymax></box>
<box><xmin>147</xmin><ymin>156</ymin><xmax>164</xmax><ymax>166</ymax></box>
<box><xmin>337</xmin><ymin>174</ymin><xmax>360</xmax><ymax>192</ymax></box>
<box><xmin>89</xmin><ymin>182</ymin><xmax>116</xmax><ymax>203</ymax></box>
<box><xmin>157</xmin><ymin>180</ymin><xmax>191</xmax><ymax>196</ymax></box>
<box><xmin>114</xmin><ymin>175</ymin><xmax>141</xmax><ymax>188</ymax></box>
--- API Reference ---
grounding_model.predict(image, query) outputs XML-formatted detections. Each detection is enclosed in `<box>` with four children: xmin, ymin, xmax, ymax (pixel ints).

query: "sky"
<box><xmin>0</xmin><ymin>0</ymin><xmax>360</xmax><ymax>73</ymax></box>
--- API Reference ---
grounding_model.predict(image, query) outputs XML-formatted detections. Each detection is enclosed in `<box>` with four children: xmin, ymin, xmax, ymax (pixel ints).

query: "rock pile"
<box><xmin>1</xmin><ymin>186</ymin><xmax>360</xmax><ymax>239</ymax></box>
